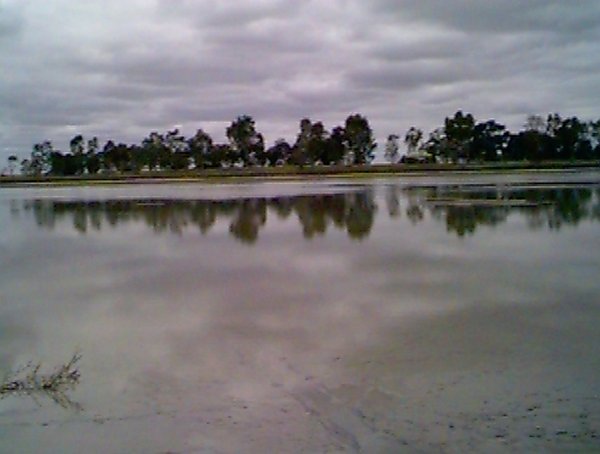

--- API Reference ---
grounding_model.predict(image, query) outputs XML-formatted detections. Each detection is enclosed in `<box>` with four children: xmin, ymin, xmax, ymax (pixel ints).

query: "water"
<box><xmin>1</xmin><ymin>172</ymin><xmax>599</xmax><ymax>452</ymax></box>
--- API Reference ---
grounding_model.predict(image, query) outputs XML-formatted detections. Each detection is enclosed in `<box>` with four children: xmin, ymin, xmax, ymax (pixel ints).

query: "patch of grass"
<box><xmin>1</xmin><ymin>353</ymin><xmax>82</xmax><ymax>410</ymax></box>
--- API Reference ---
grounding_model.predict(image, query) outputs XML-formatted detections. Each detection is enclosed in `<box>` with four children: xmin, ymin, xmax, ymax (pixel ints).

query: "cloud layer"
<box><xmin>1</xmin><ymin>0</ymin><xmax>600</xmax><ymax>161</ymax></box>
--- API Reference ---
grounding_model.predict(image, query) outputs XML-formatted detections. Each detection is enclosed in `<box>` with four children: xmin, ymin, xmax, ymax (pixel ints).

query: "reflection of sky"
<box><xmin>1</xmin><ymin>177</ymin><xmax>600</xmax><ymax>452</ymax></box>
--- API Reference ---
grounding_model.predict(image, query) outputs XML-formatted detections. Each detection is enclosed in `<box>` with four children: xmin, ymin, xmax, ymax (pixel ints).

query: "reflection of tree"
<box><xmin>18</xmin><ymin>185</ymin><xmax>599</xmax><ymax>241</ymax></box>
<box><xmin>229</xmin><ymin>199</ymin><xmax>267</xmax><ymax>244</ymax></box>
<box><xmin>292</xmin><ymin>192</ymin><xmax>377</xmax><ymax>239</ymax></box>
<box><xmin>385</xmin><ymin>185</ymin><xmax>401</xmax><ymax>218</ymax></box>
<box><xmin>405</xmin><ymin>191</ymin><xmax>425</xmax><ymax>225</ymax></box>
<box><xmin>406</xmin><ymin>205</ymin><xmax>424</xmax><ymax>224</ymax></box>
<box><xmin>593</xmin><ymin>188</ymin><xmax>600</xmax><ymax>221</ymax></box>
<box><xmin>21</xmin><ymin>191</ymin><xmax>378</xmax><ymax>242</ymax></box>
<box><xmin>405</xmin><ymin>185</ymin><xmax>600</xmax><ymax>237</ymax></box>
<box><xmin>436</xmin><ymin>205</ymin><xmax>508</xmax><ymax>237</ymax></box>
<box><xmin>270</xmin><ymin>197</ymin><xmax>294</xmax><ymax>220</ymax></box>
<box><xmin>514</xmin><ymin>188</ymin><xmax>592</xmax><ymax>230</ymax></box>
<box><xmin>346</xmin><ymin>192</ymin><xmax>377</xmax><ymax>240</ymax></box>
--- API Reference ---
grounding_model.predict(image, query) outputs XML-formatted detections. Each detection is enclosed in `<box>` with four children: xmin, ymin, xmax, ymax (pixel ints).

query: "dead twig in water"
<box><xmin>1</xmin><ymin>352</ymin><xmax>83</xmax><ymax>411</ymax></box>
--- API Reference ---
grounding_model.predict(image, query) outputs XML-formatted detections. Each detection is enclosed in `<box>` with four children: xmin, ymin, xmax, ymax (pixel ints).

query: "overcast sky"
<box><xmin>1</xmin><ymin>0</ymin><xmax>600</xmax><ymax>163</ymax></box>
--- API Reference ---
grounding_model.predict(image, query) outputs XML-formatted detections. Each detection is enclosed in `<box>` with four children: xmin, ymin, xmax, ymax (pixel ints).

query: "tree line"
<box><xmin>11</xmin><ymin>111</ymin><xmax>600</xmax><ymax>176</ymax></box>
<box><xmin>386</xmin><ymin>112</ymin><xmax>600</xmax><ymax>164</ymax></box>
<box><xmin>16</xmin><ymin>113</ymin><xmax>376</xmax><ymax>176</ymax></box>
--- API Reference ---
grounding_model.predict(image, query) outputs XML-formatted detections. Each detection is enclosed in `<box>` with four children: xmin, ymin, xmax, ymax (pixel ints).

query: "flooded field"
<box><xmin>1</xmin><ymin>171</ymin><xmax>600</xmax><ymax>453</ymax></box>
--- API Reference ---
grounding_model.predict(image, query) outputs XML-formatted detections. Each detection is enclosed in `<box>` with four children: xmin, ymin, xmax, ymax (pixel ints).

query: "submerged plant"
<box><xmin>1</xmin><ymin>352</ymin><xmax>82</xmax><ymax>411</ymax></box>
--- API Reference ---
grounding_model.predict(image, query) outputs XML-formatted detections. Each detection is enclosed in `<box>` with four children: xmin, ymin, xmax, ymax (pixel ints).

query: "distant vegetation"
<box><xmin>9</xmin><ymin>111</ymin><xmax>600</xmax><ymax>177</ymax></box>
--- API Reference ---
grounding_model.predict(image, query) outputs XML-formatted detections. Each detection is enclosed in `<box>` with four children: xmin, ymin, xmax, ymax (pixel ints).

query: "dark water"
<box><xmin>1</xmin><ymin>173</ymin><xmax>600</xmax><ymax>452</ymax></box>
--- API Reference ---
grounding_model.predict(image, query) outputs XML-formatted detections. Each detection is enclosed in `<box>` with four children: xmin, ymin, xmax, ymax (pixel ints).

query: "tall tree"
<box><xmin>188</xmin><ymin>129</ymin><xmax>213</xmax><ymax>169</ymax></box>
<box><xmin>555</xmin><ymin>116</ymin><xmax>586</xmax><ymax>160</ymax></box>
<box><xmin>404</xmin><ymin>127</ymin><xmax>423</xmax><ymax>154</ymax></box>
<box><xmin>7</xmin><ymin>155</ymin><xmax>18</xmax><ymax>175</ymax></box>
<box><xmin>165</xmin><ymin>128</ymin><xmax>189</xmax><ymax>170</ymax></box>
<box><xmin>546</xmin><ymin>113</ymin><xmax>562</xmax><ymax>137</ymax></box>
<box><xmin>384</xmin><ymin>134</ymin><xmax>400</xmax><ymax>163</ymax></box>
<box><xmin>422</xmin><ymin>127</ymin><xmax>447</xmax><ymax>161</ymax></box>
<box><xmin>86</xmin><ymin>137</ymin><xmax>101</xmax><ymax>174</ymax></box>
<box><xmin>69</xmin><ymin>135</ymin><xmax>85</xmax><ymax>155</ymax></box>
<box><xmin>103</xmin><ymin>140</ymin><xmax>131</xmax><ymax>172</ymax></box>
<box><xmin>87</xmin><ymin>137</ymin><xmax>99</xmax><ymax>155</ymax></box>
<box><xmin>209</xmin><ymin>144</ymin><xmax>234</xmax><ymax>168</ymax></box>
<box><xmin>306</xmin><ymin>121</ymin><xmax>328</xmax><ymax>164</ymax></box>
<box><xmin>292</xmin><ymin>118</ymin><xmax>313</xmax><ymax>165</ymax></box>
<box><xmin>589</xmin><ymin>120</ymin><xmax>600</xmax><ymax>159</ymax></box>
<box><xmin>20</xmin><ymin>158</ymin><xmax>31</xmax><ymax>175</ymax></box>
<box><xmin>226</xmin><ymin>115</ymin><xmax>263</xmax><ymax>166</ymax></box>
<box><xmin>525</xmin><ymin>114</ymin><xmax>545</xmax><ymax>133</ymax></box>
<box><xmin>471</xmin><ymin>120</ymin><xmax>508</xmax><ymax>161</ymax></box>
<box><xmin>444</xmin><ymin>111</ymin><xmax>475</xmax><ymax>162</ymax></box>
<box><xmin>141</xmin><ymin>132</ymin><xmax>165</xmax><ymax>171</ymax></box>
<box><xmin>29</xmin><ymin>141</ymin><xmax>53</xmax><ymax>175</ymax></box>
<box><xmin>67</xmin><ymin>134</ymin><xmax>86</xmax><ymax>174</ymax></box>
<box><xmin>344</xmin><ymin>114</ymin><xmax>376</xmax><ymax>164</ymax></box>
<box><xmin>266</xmin><ymin>139</ymin><xmax>292</xmax><ymax>166</ymax></box>
<box><xmin>509</xmin><ymin>130</ymin><xmax>544</xmax><ymax>161</ymax></box>
<box><xmin>324</xmin><ymin>126</ymin><xmax>346</xmax><ymax>165</ymax></box>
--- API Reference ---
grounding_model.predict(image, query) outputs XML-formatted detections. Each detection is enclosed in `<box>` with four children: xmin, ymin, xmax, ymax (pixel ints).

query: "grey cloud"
<box><xmin>372</xmin><ymin>37</ymin><xmax>468</xmax><ymax>62</ymax></box>
<box><xmin>346</xmin><ymin>57</ymin><xmax>491</xmax><ymax>92</ymax></box>
<box><xmin>157</xmin><ymin>0</ymin><xmax>303</xmax><ymax>29</ymax></box>
<box><xmin>207</xmin><ymin>26</ymin><xmax>321</xmax><ymax>56</ymax></box>
<box><xmin>0</xmin><ymin>3</ymin><xmax>24</xmax><ymax>42</ymax></box>
<box><xmin>1</xmin><ymin>0</ymin><xmax>599</xmax><ymax>162</ymax></box>
<box><xmin>371</xmin><ymin>0</ymin><xmax>600</xmax><ymax>38</ymax></box>
<box><xmin>109</xmin><ymin>56</ymin><xmax>269</xmax><ymax>89</ymax></box>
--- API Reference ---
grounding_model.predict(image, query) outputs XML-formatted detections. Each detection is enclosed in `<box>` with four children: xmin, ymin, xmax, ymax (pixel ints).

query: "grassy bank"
<box><xmin>1</xmin><ymin>161</ymin><xmax>599</xmax><ymax>186</ymax></box>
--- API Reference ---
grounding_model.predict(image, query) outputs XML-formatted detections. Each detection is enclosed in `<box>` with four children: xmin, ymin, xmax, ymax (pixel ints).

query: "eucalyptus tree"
<box><xmin>28</xmin><ymin>141</ymin><xmax>53</xmax><ymax>175</ymax></box>
<box><xmin>422</xmin><ymin>128</ymin><xmax>447</xmax><ymax>161</ymax></box>
<box><xmin>471</xmin><ymin>120</ymin><xmax>508</xmax><ymax>161</ymax></box>
<box><xmin>306</xmin><ymin>121</ymin><xmax>328</xmax><ymax>164</ymax></box>
<box><xmin>525</xmin><ymin>114</ymin><xmax>545</xmax><ymax>133</ymax></box>
<box><xmin>324</xmin><ymin>126</ymin><xmax>347</xmax><ymax>165</ymax></box>
<box><xmin>69</xmin><ymin>135</ymin><xmax>85</xmax><ymax>155</ymax></box>
<box><xmin>384</xmin><ymin>134</ymin><xmax>400</xmax><ymax>163</ymax></box>
<box><xmin>266</xmin><ymin>139</ymin><xmax>292</xmax><ymax>166</ymax></box>
<box><xmin>444</xmin><ymin>111</ymin><xmax>475</xmax><ymax>162</ymax></box>
<box><xmin>555</xmin><ymin>116</ymin><xmax>586</xmax><ymax>160</ymax></box>
<box><xmin>188</xmin><ymin>129</ymin><xmax>213</xmax><ymax>169</ymax></box>
<box><xmin>141</xmin><ymin>132</ymin><xmax>165</xmax><ymax>171</ymax></box>
<box><xmin>7</xmin><ymin>155</ymin><xmax>18</xmax><ymax>175</ymax></box>
<box><xmin>165</xmin><ymin>128</ymin><xmax>189</xmax><ymax>170</ymax></box>
<box><xmin>293</xmin><ymin>118</ymin><xmax>313</xmax><ymax>165</ymax></box>
<box><xmin>344</xmin><ymin>114</ymin><xmax>376</xmax><ymax>164</ymax></box>
<box><xmin>226</xmin><ymin>115</ymin><xmax>264</xmax><ymax>166</ymax></box>
<box><xmin>404</xmin><ymin>127</ymin><xmax>423</xmax><ymax>154</ymax></box>
<box><xmin>590</xmin><ymin>120</ymin><xmax>600</xmax><ymax>158</ymax></box>
<box><xmin>86</xmin><ymin>137</ymin><xmax>101</xmax><ymax>174</ymax></box>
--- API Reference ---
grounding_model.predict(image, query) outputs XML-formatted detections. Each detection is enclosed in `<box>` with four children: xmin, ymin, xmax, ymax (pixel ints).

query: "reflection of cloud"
<box><xmin>1</xmin><ymin>179</ymin><xmax>600</xmax><ymax>450</ymax></box>
<box><xmin>0</xmin><ymin>316</ymin><xmax>35</xmax><ymax>377</ymax></box>
<box><xmin>6</xmin><ymin>186</ymin><xmax>598</xmax><ymax>402</ymax></box>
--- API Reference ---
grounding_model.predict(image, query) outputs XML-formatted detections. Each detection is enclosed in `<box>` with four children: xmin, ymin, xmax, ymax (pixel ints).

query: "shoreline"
<box><xmin>0</xmin><ymin>161</ymin><xmax>599</xmax><ymax>187</ymax></box>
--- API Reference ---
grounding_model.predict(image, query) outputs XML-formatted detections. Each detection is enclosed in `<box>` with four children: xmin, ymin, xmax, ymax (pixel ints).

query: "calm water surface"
<box><xmin>1</xmin><ymin>172</ymin><xmax>600</xmax><ymax>452</ymax></box>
